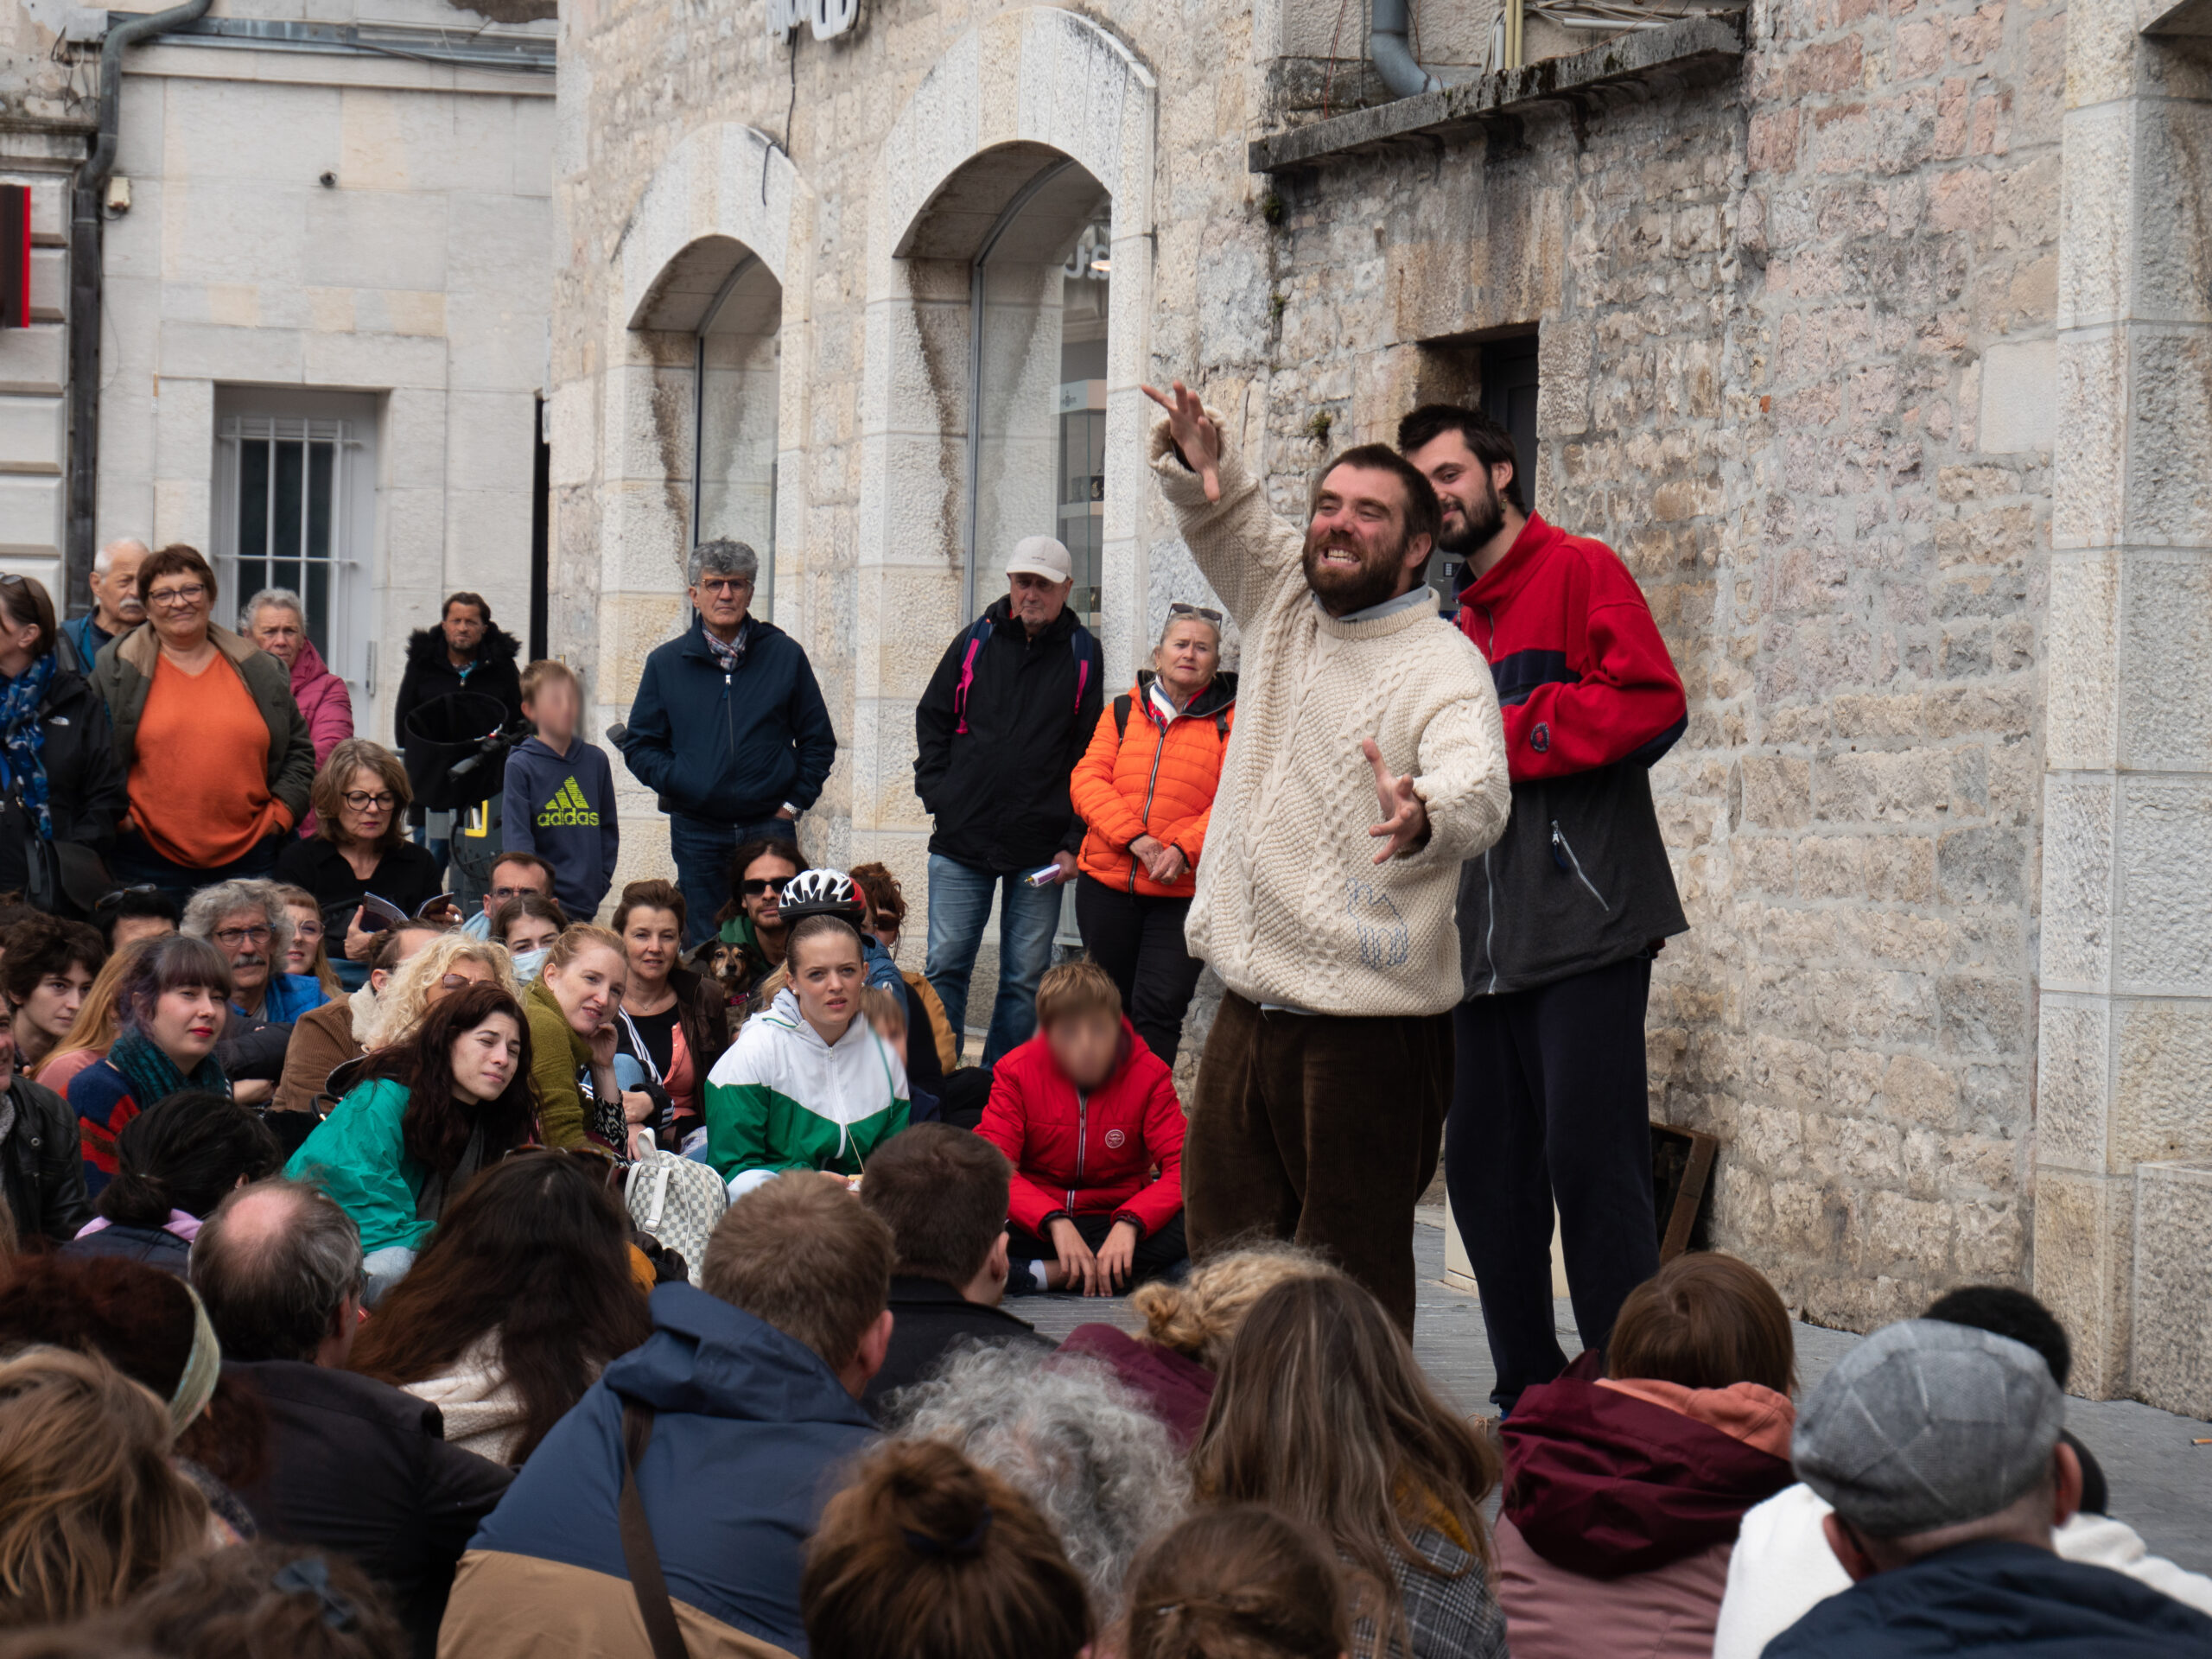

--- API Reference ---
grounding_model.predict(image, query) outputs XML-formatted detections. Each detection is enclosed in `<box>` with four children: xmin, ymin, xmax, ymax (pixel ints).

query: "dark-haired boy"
<box><xmin>1401</xmin><ymin>403</ymin><xmax>1689</xmax><ymax>1409</ymax></box>
<box><xmin>857</xmin><ymin>1122</ymin><xmax>1050</xmax><ymax>1414</ymax></box>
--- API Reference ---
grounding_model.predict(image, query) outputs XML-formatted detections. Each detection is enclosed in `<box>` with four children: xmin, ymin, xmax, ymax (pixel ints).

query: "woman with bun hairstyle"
<box><xmin>1060</xmin><ymin>1243</ymin><xmax>1338</xmax><ymax>1451</ymax></box>
<box><xmin>802</xmin><ymin>1437</ymin><xmax>1090</xmax><ymax>1659</ymax></box>
<box><xmin>1124</xmin><ymin>1506</ymin><xmax>1352</xmax><ymax>1659</ymax></box>
<box><xmin>62</xmin><ymin>1089</ymin><xmax>278</xmax><ymax>1274</ymax></box>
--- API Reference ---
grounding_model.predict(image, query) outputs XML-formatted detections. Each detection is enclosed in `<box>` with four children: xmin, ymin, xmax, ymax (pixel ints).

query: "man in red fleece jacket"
<box><xmin>1400</xmin><ymin>404</ymin><xmax>1689</xmax><ymax>1414</ymax></box>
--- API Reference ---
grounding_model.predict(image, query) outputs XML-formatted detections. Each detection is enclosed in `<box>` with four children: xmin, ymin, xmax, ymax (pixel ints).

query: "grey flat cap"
<box><xmin>1793</xmin><ymin>1319</ymin><xmax>2063</xmax><ymax>1538</ymax></box>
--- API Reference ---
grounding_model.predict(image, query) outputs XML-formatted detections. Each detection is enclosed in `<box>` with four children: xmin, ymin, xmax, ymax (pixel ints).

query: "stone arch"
<box><xmin>847</xmin><ymin>10</ymin><xmax>1158</xmax><ymax>889</ymax></box>
<box><xmin>592</xmin><ymin>124</ymin><xmax>811</xmax><ymax>713</ymax></box>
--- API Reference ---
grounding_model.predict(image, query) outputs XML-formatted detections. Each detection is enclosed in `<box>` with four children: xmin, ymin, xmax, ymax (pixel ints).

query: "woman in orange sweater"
<box><xmin>88</xmin><ymin>545</ymin><xmax>315</xmax><ymax>901</ymax></box>
<box><xmin>1069</xmin><ymin>605</ymin><xmax>1235</xmax><ymax>1067</ymax></box>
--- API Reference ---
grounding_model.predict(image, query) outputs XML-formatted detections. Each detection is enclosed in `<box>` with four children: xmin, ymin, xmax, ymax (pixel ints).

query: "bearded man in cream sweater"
<box><xmin>1143</xmin><ymin>381</ymin><xmax>1510</xmax><ymax>1332</ymax></box>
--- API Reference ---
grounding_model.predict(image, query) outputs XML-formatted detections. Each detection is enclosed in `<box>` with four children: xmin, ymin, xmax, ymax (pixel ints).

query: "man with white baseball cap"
<box><xmin>912</xmin><ymin>536</ymin><xmax>1103</xmax><ymax>1065</ymax></box>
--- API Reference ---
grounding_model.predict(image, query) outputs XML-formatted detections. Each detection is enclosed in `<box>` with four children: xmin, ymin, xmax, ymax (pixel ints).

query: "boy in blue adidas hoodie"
<box><xmin>502</xmin><ymin>660</ymin><xmax>620</xmax><ymax>922</ymax></box>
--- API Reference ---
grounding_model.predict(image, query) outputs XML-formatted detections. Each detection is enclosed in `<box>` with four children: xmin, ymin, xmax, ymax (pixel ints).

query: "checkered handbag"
<box><xmin>624</xmin><ymin>1150</ymin><xmax>728</xmax><ymax>1287</ymax></box>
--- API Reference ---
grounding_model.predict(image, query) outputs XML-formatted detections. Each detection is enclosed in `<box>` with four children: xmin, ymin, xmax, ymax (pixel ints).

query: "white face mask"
<box><xmin>510</xmin><ymin>945</ymin><xmax>550</xmax><ymax>982</ymax></box>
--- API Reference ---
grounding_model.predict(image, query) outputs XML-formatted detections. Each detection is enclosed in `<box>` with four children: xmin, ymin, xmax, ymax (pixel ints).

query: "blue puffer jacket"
<box><xmin>1766</xmin><ymin>1540</ymin><xmax>2212</xmax><ymax>1657</ymax></box>
<box><xmin>437</xmin><ymin>1281</ymin><xmax>876</xmax><ymax>1659</ymax></box>
<box><xmin>619</xmin><ymin>617</ymin><xmax>837</xmax><ymax>824</ymax></box>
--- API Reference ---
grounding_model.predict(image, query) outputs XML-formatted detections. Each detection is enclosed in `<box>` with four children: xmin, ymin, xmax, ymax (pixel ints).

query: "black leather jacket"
<box><xmin>0</xmin><ymin>1075</ymin><xmax>91</xmax><ymax>1245</ymax></box>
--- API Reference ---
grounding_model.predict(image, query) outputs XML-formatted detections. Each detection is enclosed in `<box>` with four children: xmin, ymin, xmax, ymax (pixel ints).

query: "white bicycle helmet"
<box><xmin>777</xmin><ymin>868</ymin><xmax>867</xmax><ymax>926</ymax></box>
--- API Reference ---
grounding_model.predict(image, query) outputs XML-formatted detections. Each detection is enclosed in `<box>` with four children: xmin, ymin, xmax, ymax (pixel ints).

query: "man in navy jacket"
<box><xmin>618</xmin><ymin>540</ymin><xmax>836</xmax><ymax>946</ymax></box>
<box><xmin>438</xmin><ymin>1173</ymin><xmax>894</xmax><ymax>1659</ymax></box>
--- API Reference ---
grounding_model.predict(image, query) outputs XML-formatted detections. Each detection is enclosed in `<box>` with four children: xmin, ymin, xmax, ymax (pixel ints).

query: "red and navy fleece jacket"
<box><xmin>1453</xmin><ymin>513</ymin><xmax>1691</xmax><ymax>996</ymax></box>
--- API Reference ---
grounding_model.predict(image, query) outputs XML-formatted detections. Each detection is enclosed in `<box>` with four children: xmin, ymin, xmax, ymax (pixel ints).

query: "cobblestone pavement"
<box><xmin>1019</xmin><ymin>1217</ymin><xmax>2212</xmax><ymax>1574</ymax></box>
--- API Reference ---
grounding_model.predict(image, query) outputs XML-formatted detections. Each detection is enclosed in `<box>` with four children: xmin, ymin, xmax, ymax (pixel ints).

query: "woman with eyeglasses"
<box><xmin>1068</xmin><ymin>605</ymin><xmax>1236</xmax><ymax>1068</ymax></box>
<box><xmin>274</xmin><ymin>739</ymin><xmax>456</xmax><ymax>988</ymax></box>
<box><xmin>287</xmin><ymin>981</ymin><xmax>540</xmax><ymax>1303</ymax></box>
<box><xmin>0</xmin><ymin>572</ymin><xmax>127</xmax><ymax>912</ymax></box>
<box><xmin>276</xmin><ymin>884</ymin><xmax>342</xmax><ymax>1000</ymax></box>
<box><xmin>87</xmin><ymin>545</ymin><xmax>315</xmax><ymax>901</ymax></box>
<box><xmin>66</xmin><ymin>933</ymin><xmax>232</xmax><ymax>1198</ymax></box>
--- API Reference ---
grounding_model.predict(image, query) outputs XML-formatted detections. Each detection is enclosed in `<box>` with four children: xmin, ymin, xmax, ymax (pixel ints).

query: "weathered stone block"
<box><xmin>2131</xmin><ymin>1159</ymin><xmax>2212</xmax><ymax>1418</ymax></box>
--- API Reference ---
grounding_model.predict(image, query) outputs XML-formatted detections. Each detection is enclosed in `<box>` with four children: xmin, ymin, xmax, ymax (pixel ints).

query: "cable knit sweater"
<box><xmin>1149</xmin><ymin>413</ymin><xmax>1510</xmax><ymax>1016</ymax></box>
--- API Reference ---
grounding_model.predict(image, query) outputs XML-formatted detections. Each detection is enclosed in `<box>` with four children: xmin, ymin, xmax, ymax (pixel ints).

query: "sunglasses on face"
<box><xmin>437</xmin><ymin>974</ymin><xmax>477</xmax><ymax>991</ymax></box>
<box><xmin>741</xmin><ymin>876</ymin><xmax>791</xmax><ymax>897</ymax></box>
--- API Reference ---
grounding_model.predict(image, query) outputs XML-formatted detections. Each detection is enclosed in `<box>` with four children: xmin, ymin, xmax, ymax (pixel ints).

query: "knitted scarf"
<box><xmin>0</xmin><ymin>652</ymin><xmax>55</xmax><ymax>840</ymax></box>
<box><xmin>106</xmin><ymin>1028</ymin><xmax>231</xmax><ymax>1109</ymax></box>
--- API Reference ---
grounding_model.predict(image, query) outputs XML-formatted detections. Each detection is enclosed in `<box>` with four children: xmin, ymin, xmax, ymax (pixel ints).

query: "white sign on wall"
<box><xmin>768</xmin><ymin>0</ymin><xmax>856</xmax><ymax>41</ymax></box>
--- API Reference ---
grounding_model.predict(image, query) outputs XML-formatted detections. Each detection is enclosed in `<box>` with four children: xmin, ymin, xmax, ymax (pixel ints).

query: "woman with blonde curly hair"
<box><xmin>359</xmin><ymin>931</ymin><xmax>517</xmax><ymax>1052</ymax></box>
<box><xmin>0</xmin><ymin>1345</ymin><xmax>207</xmax><ymax>1630</ymax></box>
<box><xmin>1058</xmin><ymin>1243</ymin><xmax>1338</xmax><ymax>1450</ymax></box>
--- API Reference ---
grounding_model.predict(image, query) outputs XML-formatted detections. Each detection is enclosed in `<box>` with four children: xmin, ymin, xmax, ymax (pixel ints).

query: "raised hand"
<box><xmin>1141</xmin><ymin>380</ymin><xmax>1223</xmax><ymax>503</ymax></box>
<box><xmin>1363</xmin><ymin>737</ymin><xmax>1429</xmax><ymax>863</ymax></box>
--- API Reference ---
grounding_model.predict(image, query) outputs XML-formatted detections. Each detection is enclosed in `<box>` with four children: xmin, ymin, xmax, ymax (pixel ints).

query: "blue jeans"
<box><xmin>925</xmin><ymin>853</ymin><xmax>1063</xmax><ymax>1067</ymax></box>
<box><xmin>361</xmin><ymin>1245</ymin><xmax>417</xmax><ymax>1308</ymax></box>
<box><xmin>668</xmin><ymin>814</ymin><xmax>799</xmax><ymax>948</ymax></box>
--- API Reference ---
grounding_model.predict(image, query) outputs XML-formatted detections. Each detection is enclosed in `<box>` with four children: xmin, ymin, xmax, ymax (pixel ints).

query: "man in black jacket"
<box><xmin>192</xmin><ymin>1179</ymin><xmax>512</xmax><ymax>1657</ymax></box>
<box><xmin>391</xmin><ymin>592</ymin><xmax>524</xmax><ymax>861</ymax></box>
<box><xmin>858</xmin><ymin>1123</ymin><xmax>1050</xmax><ymax>1416</ymax></box>
<box><xmin>0</xmin><ymin>1025</ymin><xmax>89</xmax><ymax>1247</ymax></box>
<box><xmin>914</xmin><ymin>537</ymin><xmax>1103</xmax><ymax>1065</ymax></box>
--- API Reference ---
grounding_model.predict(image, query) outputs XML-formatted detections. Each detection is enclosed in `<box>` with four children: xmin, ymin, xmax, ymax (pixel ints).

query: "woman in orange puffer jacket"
<box><xmin>1070</xmin><ymin>607</ymin><xmax>1236</xmax><ymax>1067</ymax></box>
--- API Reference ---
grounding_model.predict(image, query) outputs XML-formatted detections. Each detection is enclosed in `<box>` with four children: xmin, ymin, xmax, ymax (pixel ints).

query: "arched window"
<box><xmin>695</xmin><ymin>255</ymin><xmax>783</xmax><ymax>615</ymax></box>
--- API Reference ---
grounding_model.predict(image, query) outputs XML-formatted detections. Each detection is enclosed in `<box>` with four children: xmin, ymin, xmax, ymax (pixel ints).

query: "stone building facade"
<box><xmin>0</xmin><ymin>0</ymin><xmax>554</xmax><ymax>745</ymax></box>
<box><xmin>546</xmin><ymin>0</ymin><xmax>2202</xmax><ymax>1408</ymax></box>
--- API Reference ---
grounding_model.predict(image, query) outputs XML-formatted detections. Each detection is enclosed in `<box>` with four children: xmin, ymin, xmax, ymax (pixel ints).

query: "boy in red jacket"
<box><xmin>976</xmin><ymin>960</ymin><xmax>1188</xmax><ymax>1297</ymax></box>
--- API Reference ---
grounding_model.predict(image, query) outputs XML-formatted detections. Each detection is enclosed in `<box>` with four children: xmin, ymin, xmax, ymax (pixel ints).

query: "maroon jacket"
<box><xmin>1499</xmin><ymin>1363</ymin><xmax>1795</xmax><ymax>1579</ymax></box>
<box><xmin>976</xmin><ymin>1020</ymin><xmax>1185</xmax><ymax>1238</ymax></box>
<box><xmin>1057</xmin><ymin>1324</ymin><xmax>1214</xmax><ymax>1450</ymax></box>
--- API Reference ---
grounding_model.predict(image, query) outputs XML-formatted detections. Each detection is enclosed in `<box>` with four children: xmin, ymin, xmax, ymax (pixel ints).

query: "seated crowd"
<box><xmin>0</xmin><ymin>744</ymin><xmax>2208</xmax><ymax>1656</ymax></box>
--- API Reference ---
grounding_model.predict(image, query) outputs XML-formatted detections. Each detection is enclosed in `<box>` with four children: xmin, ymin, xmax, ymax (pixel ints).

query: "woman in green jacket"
<box><xmin>287</xmin><ymin>982</ymin><xmax>537</xmax><ymax>1303</ymax></box>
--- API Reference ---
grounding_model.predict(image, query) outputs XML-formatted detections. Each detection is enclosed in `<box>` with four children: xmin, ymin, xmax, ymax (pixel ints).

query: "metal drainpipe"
<box><xmin>65</xmin><ymin>0</ymin><xmax>214</xmax><ymax>616</ymax></box>
<box><xmin>1370</xmin><ymin>0</ymin><xmax>1440</xmax><ymax>98</ymax></box>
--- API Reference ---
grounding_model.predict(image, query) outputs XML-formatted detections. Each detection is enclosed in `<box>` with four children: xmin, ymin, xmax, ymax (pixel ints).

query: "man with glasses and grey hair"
<box><xmin>191</xmin><ymin>1176</ymin><xmax>513</xmax><ymax>1650</ymax></box>
<box><xmin>617</xmin><ymin>538</ymin><xmax>836</xmax><ymax>947</ymax></box>
<box><xmin>181</xmin><ymin>878</ymin><xmax>327</xmax><ymax>1103</ymax></box>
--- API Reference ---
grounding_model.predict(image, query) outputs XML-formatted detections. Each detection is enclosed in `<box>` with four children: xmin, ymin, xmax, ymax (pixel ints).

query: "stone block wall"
<box><xmin>554</xmin><ymin>0</ymin><xmax>2094</xmax><ymax>1337</ymax></box>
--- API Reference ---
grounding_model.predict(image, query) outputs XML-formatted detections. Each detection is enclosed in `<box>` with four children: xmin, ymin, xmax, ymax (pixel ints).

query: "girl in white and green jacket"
<box><xmin>702</xmin><ymin>914</ymin><xmax>909</xmax><ymax>1199</ymax></box>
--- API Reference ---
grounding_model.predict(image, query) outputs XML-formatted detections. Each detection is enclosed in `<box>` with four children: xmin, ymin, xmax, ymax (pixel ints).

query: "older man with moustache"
<box><xmin>58</xmin><ymin>536</ymin><xmax>148</xmax><ymax>671</ymax></box>
<box><xmin>1143</xmin><ymin>382</ymin><xmax>1510</xmax><ymax>1333</ymax></box>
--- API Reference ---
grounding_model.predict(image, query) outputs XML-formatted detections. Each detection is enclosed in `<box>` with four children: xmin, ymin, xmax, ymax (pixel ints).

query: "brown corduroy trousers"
<box><xmin>1184</xmin><ymin>990</ymin><xmax>1452</xmax><ymax>1335</ymax></box>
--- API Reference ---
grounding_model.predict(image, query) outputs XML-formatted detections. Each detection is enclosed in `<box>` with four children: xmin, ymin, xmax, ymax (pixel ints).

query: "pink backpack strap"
<box><xmin>952</xmin><ymin>634</ymin><xmax>984</xmax><ymax>734</ymax></box>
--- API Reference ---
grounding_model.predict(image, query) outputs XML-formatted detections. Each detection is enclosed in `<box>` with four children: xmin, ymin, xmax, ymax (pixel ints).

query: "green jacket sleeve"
<box><xmin>284</xmin><ymin>1081</ymin><xmax>433</xmax><ymax>1256</ymax></box>
<box><xmin>703</xmin><ymin>1077</ymin><xmax>804</xmax><ymax>1183</ymax></box>
<box><xmin>524</xmin><ymin>995</ymin><xmax>588</xmax><ymax>1150</ymax></box>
